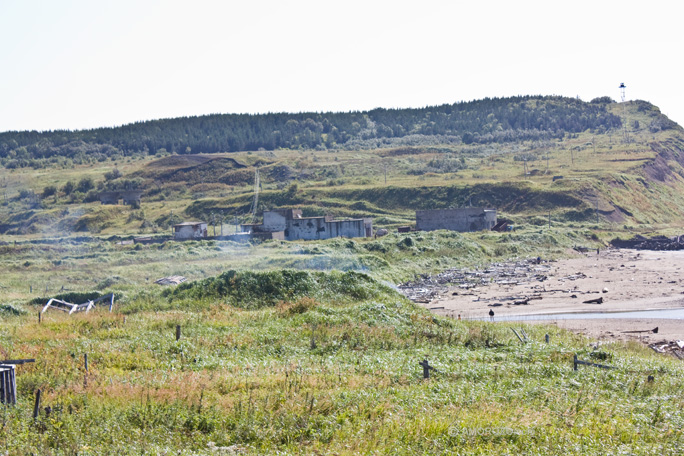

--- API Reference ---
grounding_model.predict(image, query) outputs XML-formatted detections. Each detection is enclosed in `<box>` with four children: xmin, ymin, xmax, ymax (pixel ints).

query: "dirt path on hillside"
<box><xmin>408</xmin><ymin>249</ymin><xmax>684</xmax><ymax>345</ymax></box>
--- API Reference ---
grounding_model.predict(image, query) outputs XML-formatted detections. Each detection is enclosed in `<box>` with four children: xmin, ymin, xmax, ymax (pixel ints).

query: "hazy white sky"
<box><xmin>0</xmin><ymin>0</ymin><xmax>681</xmax><ymax>132</ymax></box>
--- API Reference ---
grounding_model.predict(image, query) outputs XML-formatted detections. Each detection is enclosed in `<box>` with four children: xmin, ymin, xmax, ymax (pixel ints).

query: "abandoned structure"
<box><xmin>241</xmin><ymin>209</ymin><xmax>372</xmax><ymax>241</ymax></box>
<box><xmin>416</xmin><ymin>207</ymin><xmax>497</xmax><ymax>232</ymax></box>
<box><xmin>173</xmin><ymin>222</ymin><xmax>208</xmax><ymax>240</ymax></box>
<box><xmin>0</xmin><ymin>364</ymin><xmax>16</xmax><ymax>405</ymax></box>
<box><xmin>99</xmin><ymin>190</ymin><xmax>143</xmax><ymax>206</ymax></box>
<box><xmin>41</xmin><ymin>293</ymin><xmax>115</xmax><ymax>314</ymax></box>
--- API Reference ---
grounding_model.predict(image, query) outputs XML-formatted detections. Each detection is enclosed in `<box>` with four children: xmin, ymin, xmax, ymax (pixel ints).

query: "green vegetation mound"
<box><xmin>27</xmin><ymin>290</ymin><xmax>111</xmax><ymax>307</ymax></box>
<box><xmin>164</xmin><ymin>269</ymin><xmax>391</xmax><ymax>309</ymax></box>
<box><xmin>0</xmin><ymin>303</ymin><xmax>25</xmax><ymax>315</ymax></box>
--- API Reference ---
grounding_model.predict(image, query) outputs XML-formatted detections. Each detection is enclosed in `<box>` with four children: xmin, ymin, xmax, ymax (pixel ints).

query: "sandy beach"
<box><xmin>421</xmin><ymin>248</ymin><xmax>684</xmax><ymax>344</ymax></box>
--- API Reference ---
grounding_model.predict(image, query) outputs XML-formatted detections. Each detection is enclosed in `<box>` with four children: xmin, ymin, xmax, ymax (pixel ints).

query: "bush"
<box><xmin>104</xmin><ymin>168</ymin><xmax>122</xmax><ymax>181</ymax></box>
<box><xmin>0</xmin><ymin>303</ymin><xmax>25</xmax><ymax>316</ymax></box>
<box><xmin>62</xmin><ymin>181</ymin><xmax>75</xmax><ymax>195</ymax></box>
<box><xmin>276</xmin><ymin>297</ymin><xmax>319</xmax><ymax>316</ymax></box>
<box><xmin>42</xmin><ymin>185</ymin><xmax>57</xmax><ymax>199</ymax></box>
<box><xmin>76</xmin><ymin>177</ymin><xmax>95</xmax><ymax>193</ymax></box>
<box><xmin>83</xmin><ymin>190</ymin><xmax>100</xmax><ymax>203</ymax></box>
<box><xmin>18</xmin><ymin>189</ymin><xmax>35</xmax><ymax>200</ymax></box>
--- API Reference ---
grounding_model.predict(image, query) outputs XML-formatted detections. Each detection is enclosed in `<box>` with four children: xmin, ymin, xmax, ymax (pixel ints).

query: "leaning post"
<box><xmin>33</xmin><ymin>389</ymin><xmax>42</xmax><ymax>420</ymax></box>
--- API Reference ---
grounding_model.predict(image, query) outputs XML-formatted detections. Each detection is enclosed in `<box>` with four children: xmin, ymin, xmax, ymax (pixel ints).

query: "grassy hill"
<box><xmin>2</xmin><ymin>96</ymin><xmax>684</xmax><ymax>454</ymax></box>
<box><xmin>1</xmin><ymin>97</ymin><xmax>683</xmax><ymax>240</ymax></box>
<box><xmin>0</xmin><ymin>95</ymin><xmax>623</xmax><ymax>163</ymax></box>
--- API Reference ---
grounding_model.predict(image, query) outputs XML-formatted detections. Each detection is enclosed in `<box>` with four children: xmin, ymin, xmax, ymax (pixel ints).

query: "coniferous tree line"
<box><xmin>0</xmin><ymin>96</ymin><xmax>624</xmax><ymax>168</ymax></box>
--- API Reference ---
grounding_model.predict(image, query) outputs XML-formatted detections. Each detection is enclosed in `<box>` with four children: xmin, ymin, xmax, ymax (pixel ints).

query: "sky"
<box><xmin>0</xmin><ymin>0</ymin><xmax>682</xmax><ymax>132</ymax></box>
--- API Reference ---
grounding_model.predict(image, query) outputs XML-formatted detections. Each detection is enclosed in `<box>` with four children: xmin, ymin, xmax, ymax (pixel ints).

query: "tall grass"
<box><xmin>1</xmin><ymin>270</ymin><xmax>683</xmax><ymax>454</ymax></box>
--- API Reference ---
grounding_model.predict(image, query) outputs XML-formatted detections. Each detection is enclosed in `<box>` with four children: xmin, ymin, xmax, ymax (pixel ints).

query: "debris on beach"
<box><xmin>397</xmin><ymin>258</ymin><xmax>551</xmax><ymax>304</ymax></box>
<box><xmin>558</xmin><ymin>272</ymin><xmax>587</xmax><ymax>282</ymax></box>
<box><xmin>649</xmin><ymin>340</ymin><xmax>684</xmax><ymax>359</ymax></box>
<box><xmin>611</xmin><ymin>234</ymin><xmax>684</xmax><ymax>251</ymax></box>
<box><xmin>622</xmin><ymin>327</ymin><xmax>659</xmax><ymax>334</ymax></box>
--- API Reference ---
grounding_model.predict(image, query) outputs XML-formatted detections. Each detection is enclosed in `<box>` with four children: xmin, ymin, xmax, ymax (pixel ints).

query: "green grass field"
<box><xmin>2</xmin><ymin>100</ymin><xmax>684</xmax><ymax>454</ymax></box>
<box><xmin>2</xmin><ymin>268</ymin><xmax>684</xmax><ymax>455</ymax></box>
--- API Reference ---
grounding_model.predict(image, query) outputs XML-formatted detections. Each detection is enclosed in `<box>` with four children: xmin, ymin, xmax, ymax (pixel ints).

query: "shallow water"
<box><xmin>480</xmin><ymin>307</ymin><xmax>684</xmax><ymax>322</ymax></box>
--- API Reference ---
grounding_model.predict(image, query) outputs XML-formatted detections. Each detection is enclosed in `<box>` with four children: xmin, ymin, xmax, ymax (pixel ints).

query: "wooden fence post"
<box><xmin>545</xmin><ymin>334</ymin><xmax>549</xmax><ymax>344</ymax></box>
<box><xmin>176</xmin><ymin>325</ymin><xmax>181</xmax><ymax>341</ymax></box>
<box><xmin>84</xmin><ymin>354</ymin><xmax>88</xmax><ymax>372</ymax></box>
<box><xmin>573</xmin><ymin>354</ymin><xmax>615</xmax><ymax>371</ymax></box>
<box><xmin>419</xmin><ymin>359</ymin><xmax>434</xmax><ymax>379</ymax></box>
<box><xmin>33</xmin><ymin>389</ymin><xmax>41</xmax><ymax>420</ymax></box>
<box><xmin>511</xmin><ymin>328</ymin><xmax>525</xmax><ymax>344</ymax></box>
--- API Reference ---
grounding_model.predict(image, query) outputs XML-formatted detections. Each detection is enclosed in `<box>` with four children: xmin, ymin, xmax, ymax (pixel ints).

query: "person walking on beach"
<box><xmin>489</xmin><ymin>309</ymin><xmax>494</xmax><ymax>322</ymax></box>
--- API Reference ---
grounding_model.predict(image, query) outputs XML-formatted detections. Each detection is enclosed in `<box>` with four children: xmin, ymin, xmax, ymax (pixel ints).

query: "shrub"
<box><xmin>276</xmin><ymin>297</ymin><xmax>319</xmax><ymax>316</ymax></box>
<box><xmin>0</xmin><ymin>303</ymin><xmax>25</xmax><ymax>316</ymax></box>
<box><xmin>42</xmin><ymin>185</ymin><xmax>57</xmax><ymax>199</ymax></box>
<box><xmin>61</xmin><ymin>181</ymin><xmax>75</xmax><ymax>195</ymax></box>
<box><xmin>76</xmin><ymin>177</ymin><xmax>95</xmax><ymax>193</ymax></box>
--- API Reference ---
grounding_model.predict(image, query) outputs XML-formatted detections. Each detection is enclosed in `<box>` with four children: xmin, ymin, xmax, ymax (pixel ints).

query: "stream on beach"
<box><xmin>472</xmin><ymin>308</ymin><xmax>684</xmax><ymax>322</ymax></box>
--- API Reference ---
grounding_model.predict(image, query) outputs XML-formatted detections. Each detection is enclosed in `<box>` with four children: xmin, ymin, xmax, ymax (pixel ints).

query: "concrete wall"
<box><xmin>99</xmin><ymin>191</ymin><xmax>119</xmax><ymax>205</ymax></box>
<box><xmin>239</xmin><ymin>223</ymin><xmax>260</xmax><ymax>233</ymax></box>
<box><xmin>284</xmin><ymin>217</ymin><xmax>367</xmax><ymax>241</ymax></box>
<box><xmin>99</xmin><ymin>190</ymin><xmax>142</xmax><ymax>206</ymax></box>
<box><xmin>416</xmin><ymin>208</ymin><xmax>497</xmax><ymax>232</ymax></box>
<box><xmin>243</xmin><ymin>210</ymin><xmax>371</xmax><ymax>241</ymax></box>
<box><xmin>174</xmin><ymin>223</ymin><xmax>208</xmax><ymax>239</ymax></box>
<box><xmin>120</xmin><ymin>190</ymin><xmax>143</xmax><ymax>206</ymax></box>
<box><xmin>263</xmin><ymin>211</ymin><xmax>285</xmax><ymax>231</ymax></box>
<box><xmin>263</xmin><ymin>209</ymin><xmax>302</xmax><ymax>231</ymax></box>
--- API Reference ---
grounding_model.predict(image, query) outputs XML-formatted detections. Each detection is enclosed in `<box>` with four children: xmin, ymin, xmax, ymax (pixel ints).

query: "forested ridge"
<box><xmin>0</xmin><ymin>95</ymin><xmax>623</xmax><ymax>168</ymax></box>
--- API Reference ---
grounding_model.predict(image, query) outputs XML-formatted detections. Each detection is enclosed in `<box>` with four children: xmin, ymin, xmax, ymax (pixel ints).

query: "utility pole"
<box><xmin>620</xmin><ymin>82</ymin><xmax>628</xmax><ymax>143</ymax></box>
<box><xmin>546</xmin><ymin>151</ymin><xmax>549</xmax><ymax>174</ymax></box>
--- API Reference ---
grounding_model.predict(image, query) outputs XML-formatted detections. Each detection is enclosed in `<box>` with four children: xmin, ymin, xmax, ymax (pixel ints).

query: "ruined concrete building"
<box><xmin>99</xmin><ymin>190</ymin><xmax>143</xmax><ymax>207</ymax></box>
<box><xmin>241</xmin><ymin>209</ymin><xmax>372</xmax><ymax>241</ymax></box>
<box><xmin>173</xmin><ymin>222</ymin><xmax>208</xmax><ymax>240</ymax></box>
<box><xmin>416</xmin><ymin>207</ymin><xmax>497</xmax><ymax>232</ymax></box>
